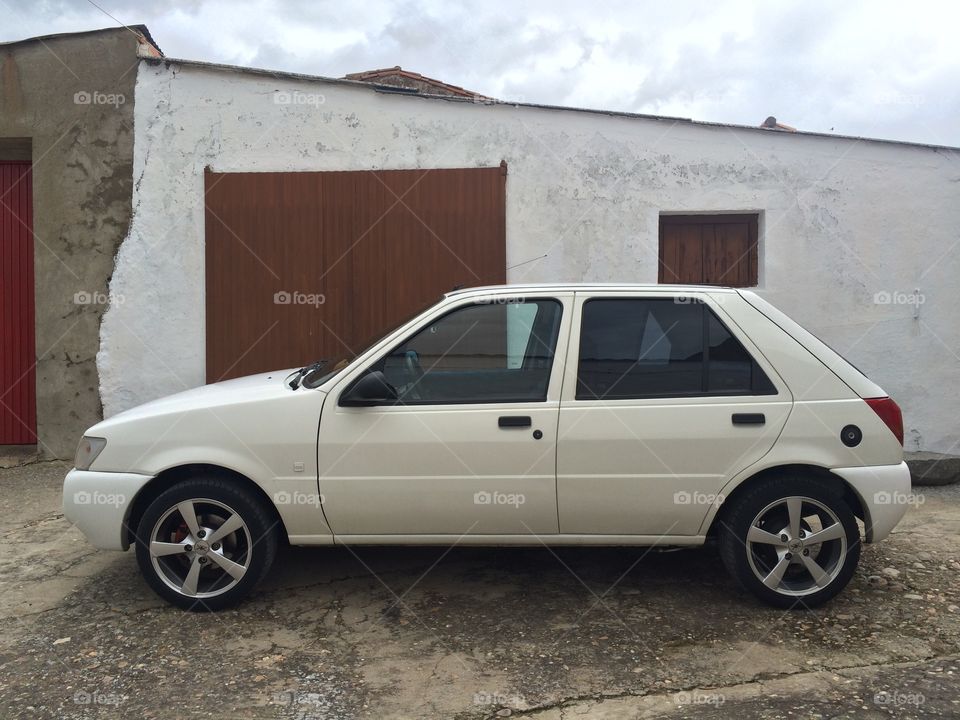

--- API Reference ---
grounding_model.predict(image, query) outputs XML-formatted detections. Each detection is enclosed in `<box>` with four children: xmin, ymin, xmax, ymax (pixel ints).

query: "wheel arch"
<box><xmin>704</xmin><ymin>463</ymin><xmax>867</xmax><ymax>540</ymax></box>
<box><xmin>124</xmin><ymin>463</ymin><xmax>290</xmax><ymax>549</ymax></box>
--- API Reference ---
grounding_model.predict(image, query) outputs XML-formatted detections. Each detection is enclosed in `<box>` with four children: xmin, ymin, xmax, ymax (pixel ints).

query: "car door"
<box><xmin>557</xmin><ymin>290</ymin><xmax>793</xmax><ymax>537</ymax></box>
<box><xmin>317</xmin><ymin>293</ymin><xmax>572</xmax><ymax>539</ymax></box>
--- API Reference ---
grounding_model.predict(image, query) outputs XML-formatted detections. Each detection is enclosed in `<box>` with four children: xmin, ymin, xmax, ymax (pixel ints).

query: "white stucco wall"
<box><xmin>100</xmin><ymin>59</ymin><xmax>960</xmax><ymax>453</ymax></box>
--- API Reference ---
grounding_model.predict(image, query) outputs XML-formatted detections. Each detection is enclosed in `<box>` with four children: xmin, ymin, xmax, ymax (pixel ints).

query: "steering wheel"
<box><xmin>402</xmin><ymin>350</ymin><xmax>425</xmax><ymax>401</ymax></box>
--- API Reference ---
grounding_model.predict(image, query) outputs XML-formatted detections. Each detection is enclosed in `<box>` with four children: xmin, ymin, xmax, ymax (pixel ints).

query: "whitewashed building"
<box><xmin>97</xmin><ymin>48</ymin><xmax>960</xmax><ymax>456</ymax></box>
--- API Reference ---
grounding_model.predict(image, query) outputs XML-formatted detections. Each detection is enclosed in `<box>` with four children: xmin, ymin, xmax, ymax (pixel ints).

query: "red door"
<box><xmin>0</xmin><ymin>161</ymin><xmax>36</xmax><ymax>444</ymax></box>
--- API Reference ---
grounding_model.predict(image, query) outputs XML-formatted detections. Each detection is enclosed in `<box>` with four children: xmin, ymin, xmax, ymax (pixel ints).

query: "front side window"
<box><xmin>576</xmin><ymin>298</ymin><xmax>774</xmax><ymax>400</ymax></box>
<box><xmin>374</xmin><ymin>299</ymin><xmax>563</xmax><ymax>404</ymax></box>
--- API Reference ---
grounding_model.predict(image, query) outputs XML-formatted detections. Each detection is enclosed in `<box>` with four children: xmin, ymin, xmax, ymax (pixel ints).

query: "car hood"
<box><xmin>92</xmin><ymin>368</ymin><xmax>318</xmax><ymax>431</ymax></box>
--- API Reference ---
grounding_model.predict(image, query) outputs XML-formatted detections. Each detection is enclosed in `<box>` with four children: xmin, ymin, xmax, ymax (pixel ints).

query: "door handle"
<box><xmin>732</xmin><ymin>413</ymin><xmax>765</xmax><ymax>425</ymax></box>
<box><xmin>498</xmin><ymin>415</ymin><xmax>532</xmax><ymax>428</ymax></box>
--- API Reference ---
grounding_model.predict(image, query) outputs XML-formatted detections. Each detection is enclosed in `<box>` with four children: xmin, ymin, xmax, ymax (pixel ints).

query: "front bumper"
<box><xmin>833</xmin><ymin>461</ymin><xmax>912</xmax><ymax>543</ymax></box>
<box><xmin>62</xmin><ymin>468</ymin><xmax>154</xmax><ymax>550</ymax></box>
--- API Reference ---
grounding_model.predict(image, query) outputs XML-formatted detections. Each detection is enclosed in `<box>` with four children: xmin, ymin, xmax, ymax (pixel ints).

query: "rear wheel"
<box><xmin>134</xmin><ymin>477</ymin><xmax>279</xmax><ymax>611</ymax></box>
<box><xmin>718</xmin><ymin>476</ymin><xmax>860</xmax><ymax>608</ymax></box>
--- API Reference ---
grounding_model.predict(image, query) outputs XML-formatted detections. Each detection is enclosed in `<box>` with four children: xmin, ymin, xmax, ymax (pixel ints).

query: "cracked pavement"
<box><xmin>0</xmin><ymin>461</ymin><xmax>958</xmax><ymax>718</ymax></box>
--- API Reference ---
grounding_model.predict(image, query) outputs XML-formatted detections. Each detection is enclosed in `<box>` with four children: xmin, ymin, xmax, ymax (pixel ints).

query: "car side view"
<box><xmin>63</xmin><ymin>285</ymin><xmax>910</xmax><ymax>610</ymax></box>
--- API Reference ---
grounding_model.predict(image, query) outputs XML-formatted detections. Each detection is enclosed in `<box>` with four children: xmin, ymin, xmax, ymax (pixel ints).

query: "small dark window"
<box><xmin>707</xmin><ymin>311</ymin><xmax>753</xmax><ymax>393</ymax></box>
<box><xmin>576</xmin><ymin>298</ymin><xmax>774</xmax><ymax>400</ymax></box>
<box><xmin>659</xmin><ymin>214</ymin><xmax>759</xmax><ymax>288</ymax></box>
<box><xmin>375</xmin><ymin>299</ymin><xmax>563</xmax><ymax>404</ymax></box>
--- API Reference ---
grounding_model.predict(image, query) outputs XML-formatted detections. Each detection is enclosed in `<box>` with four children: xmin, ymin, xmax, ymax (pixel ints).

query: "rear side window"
<box><xmin>576</xmin><ymin>298</ymin><xmax>775</xmax><ymax>400</ymax></box>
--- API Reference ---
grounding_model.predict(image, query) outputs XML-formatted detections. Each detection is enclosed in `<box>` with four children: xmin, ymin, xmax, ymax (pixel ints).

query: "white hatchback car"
<box><xmin>64</xmin><ymin>285</ymin><xmax>910</xmax><ymax>610</ymax></box>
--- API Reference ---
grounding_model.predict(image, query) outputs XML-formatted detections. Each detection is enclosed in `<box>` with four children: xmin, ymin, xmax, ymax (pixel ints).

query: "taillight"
<box><xmin>864</xmin><ymin>397</ymin><xmax>903</xmax><ymax>446</ymax></box>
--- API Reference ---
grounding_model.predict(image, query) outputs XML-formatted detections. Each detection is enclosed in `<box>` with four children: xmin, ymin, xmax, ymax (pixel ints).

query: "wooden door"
<box><xmin>204</xmin><ymin>166</ymin><xmax>507</xmax><ymax>381</ymax></box>
<box><xmin>659</xmin><ymin>214</ymin><xmax>758</xmax><ymax>287</ymax></box>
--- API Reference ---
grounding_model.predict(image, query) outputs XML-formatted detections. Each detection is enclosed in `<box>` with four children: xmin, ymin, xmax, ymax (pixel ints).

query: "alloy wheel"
<box><xmin>148</xmin><ymin>498</ymin><xmax>253</xmax><ymax>599</ymax></box>
<box><xmin>744</xmin><ymin>495</ymin><xmax>848</xmax><ymax>597</ymax></box>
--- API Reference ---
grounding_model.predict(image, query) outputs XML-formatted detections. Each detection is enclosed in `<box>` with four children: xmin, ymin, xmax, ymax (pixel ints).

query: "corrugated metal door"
<box><xmin>205</xmin><ymin>166</ymin><xmax>507</xmax><ymax>382</ymax></box>
<box><xmin>0</xmin><ymin>161</ymin><xmax>37</xmax><ymax>444</ymax></box>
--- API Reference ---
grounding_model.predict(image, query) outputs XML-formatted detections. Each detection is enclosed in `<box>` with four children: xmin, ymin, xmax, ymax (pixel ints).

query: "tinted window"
<box><xmin>576</xmin><ymin>298</ymin><xmax>772</xmax><ymax>400</ymax></box>
<box><xmin>376</xmin><ymin>299</ymin><xmax>562</xmax><ymax>404</ymax></box>
<box><xmin>707</xmin><ymin>311</ymin><xmax>753</xmax><ymax>393</ymax></box>
<box><xmin>577</xmin><ymin>300</ymin><xmax>703</xmax><ymax>399</ymax></box>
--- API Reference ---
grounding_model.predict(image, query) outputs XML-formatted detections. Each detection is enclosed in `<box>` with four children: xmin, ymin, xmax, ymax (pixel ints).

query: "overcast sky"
<box><xmin>4</xmin><ymin>0</ymin><xmax>959</xmax><ymax>147</ymax></box>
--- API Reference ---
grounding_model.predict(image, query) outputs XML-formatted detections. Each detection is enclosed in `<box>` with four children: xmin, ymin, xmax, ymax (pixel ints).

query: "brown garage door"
<box><xmin>204</xmin><ymin>166</ymin><xmax>506</xmax><ymax>381</ymax></box>
<box><xmin>659</xmin><ymin>214</ymin><xmax>758</xmax><ymax>287</ymax></box>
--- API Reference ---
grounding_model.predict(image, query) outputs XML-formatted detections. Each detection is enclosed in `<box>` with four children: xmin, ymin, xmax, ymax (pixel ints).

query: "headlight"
<box><xmin>75</xmin><ymin>436</ymin><xmax>107</xmax><ymax>470</ymax></box>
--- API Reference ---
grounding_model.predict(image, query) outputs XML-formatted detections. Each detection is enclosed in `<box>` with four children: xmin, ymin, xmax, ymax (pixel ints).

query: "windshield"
<box><xmin>301</xmin><ymin>296</ymin><xmax>443</xmax><ymax>389</ymax></box>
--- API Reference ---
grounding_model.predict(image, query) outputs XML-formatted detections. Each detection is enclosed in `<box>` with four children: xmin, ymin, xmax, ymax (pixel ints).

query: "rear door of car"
<box><xmin>556</xmin><ymin>290</ymin><xmax>793</xmax><ymax>536</ymax></box>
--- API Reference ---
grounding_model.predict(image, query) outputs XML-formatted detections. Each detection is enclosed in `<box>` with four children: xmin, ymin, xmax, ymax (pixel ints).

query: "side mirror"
<box><xmin>340</xmin><ymin>371</ymin><xmax>398</xmax><ymax>407</ymax></box>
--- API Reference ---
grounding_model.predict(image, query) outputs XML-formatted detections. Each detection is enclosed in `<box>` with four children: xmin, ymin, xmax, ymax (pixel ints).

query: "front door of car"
<box><xmin>557</xmin><ymin>292</ymin><xmax>793</xmax><ymax>537</ymax></box>
<box><xmin>317</xmin><ymin>294</ymin><xmax>572</xmax><ymax>539</ymax></box>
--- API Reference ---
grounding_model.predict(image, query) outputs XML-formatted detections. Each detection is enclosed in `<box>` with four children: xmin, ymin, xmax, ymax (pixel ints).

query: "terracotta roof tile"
<box><xmin>344</xmin><ymin>66</ymin><xmax>484</xmax><ymax>99</ymax></box>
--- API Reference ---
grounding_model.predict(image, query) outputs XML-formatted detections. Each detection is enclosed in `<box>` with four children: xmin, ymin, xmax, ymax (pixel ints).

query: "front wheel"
<box><xmin>718</xmin><ymin>476</ymin><xmax>861</xmax><ymax>608</ymax></box>
<box><xmin>134</xmin><ymin>477</ymin><xmax>279</xmax><ymax>611</ymax></box>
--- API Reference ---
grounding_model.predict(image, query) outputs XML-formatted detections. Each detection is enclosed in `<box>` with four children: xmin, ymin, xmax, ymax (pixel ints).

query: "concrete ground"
<box><xmin>0</xmin><ymin>462</ymin><xmax>958</xmax><ymax>719</ymax></box>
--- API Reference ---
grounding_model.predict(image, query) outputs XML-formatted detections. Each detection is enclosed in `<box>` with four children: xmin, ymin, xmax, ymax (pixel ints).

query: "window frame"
<box><xmin>340</xmin><ymin>297</ymin><xmax>566</xmax><ymax>407</ymax></box>
<box><xmin>573</xmin><ymin>296</ymin><xmax>777</xmax><ymax>401</ymax></box>
<box><xmin>658</xmin><ymin>213</ymin><xmax>760</xmax><ymax>288</ymax></box>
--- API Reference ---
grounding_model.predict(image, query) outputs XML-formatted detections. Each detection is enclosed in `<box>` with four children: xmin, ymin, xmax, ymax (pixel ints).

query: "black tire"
<box><xmin>134</xmin><ymin>476</ymin><xmax>279</xmax><ymax>611</ymax></box>
<box><xmin>717</xmin><ymin>475</ymin><xmax>861</xmax><ymax>609</ymax></box>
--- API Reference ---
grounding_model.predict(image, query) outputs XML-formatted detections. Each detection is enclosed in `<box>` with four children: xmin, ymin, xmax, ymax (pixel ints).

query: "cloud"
<box><xmin>2</xmin><ymin>0</ymin><xmax>959</xmax><ymax>145</ymax></box>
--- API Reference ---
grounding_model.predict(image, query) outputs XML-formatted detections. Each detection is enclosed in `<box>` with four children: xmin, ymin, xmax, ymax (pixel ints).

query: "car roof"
<box><xmin>445</xmin><ymin>283</ymin><xmax>742</xmax><ymax>297</ymax></box>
